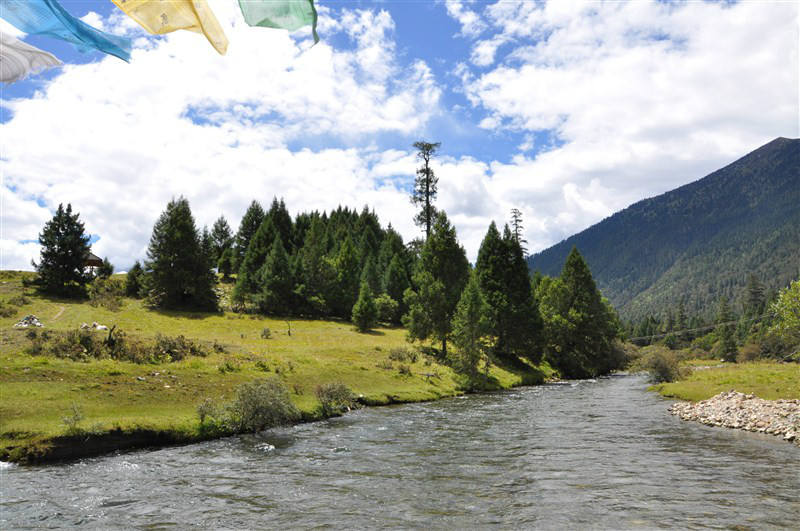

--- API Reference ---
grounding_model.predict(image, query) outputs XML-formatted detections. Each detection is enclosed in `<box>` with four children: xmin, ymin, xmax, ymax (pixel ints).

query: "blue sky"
<box><xmin>2</xmin><ymin>0</ymin><xmax>798</xmax><ymax>270</ymax></box>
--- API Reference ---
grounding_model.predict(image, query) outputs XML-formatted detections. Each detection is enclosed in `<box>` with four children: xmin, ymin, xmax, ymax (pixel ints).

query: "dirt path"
<box><xmin>52</xmin><ymin>305</ymin><xmax>65</xmax><ymax>321</ymax></box>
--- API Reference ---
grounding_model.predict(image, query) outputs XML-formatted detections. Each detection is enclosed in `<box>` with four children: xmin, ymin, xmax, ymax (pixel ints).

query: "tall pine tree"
<box><xmin>403</xmin><ymin>212</ymin><xmax>469</xmax><ymax>356</ymax></box>
<box><xmin>210</xmin><ymin>216</ymin><xmax>233</xmax><ymax>264</ymax></box>
<box><xmin>253</xmin><ymin>237</ymin><xmax>294</xmax><ymax>315</ymax></box>
<box><xmin>410</xmin><ymin>141</ymin><xmax>441</xmax><ymax>240</ymax></box>
<box><xmin>233</xmin><ymin>200</ymin><xmax>265</xmax><ymax>271</ymax></box>
<box><xmin>451</xmin><ymin>271</ymin><xmax>491</xmax><ymax>379</ymax></box>
<box><xmin>34</xmin><ymin>203</ymin><xmax>91</xmax><ymax>295</ymax></box>
<box><xmin>144</xmin><ymin>197</ymin><xmax>217</xmax><ymax>310</ymax></box>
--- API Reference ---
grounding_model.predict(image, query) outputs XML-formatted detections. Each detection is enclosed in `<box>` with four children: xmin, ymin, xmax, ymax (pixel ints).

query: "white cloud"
<box><xmin>445</xmin><ymin>1</ymin><xmax>487</xmax><ymax>38</ymax></box>
<box><xmin>1</xmin><ymin>2</ymin><xmax>440</xmax><ymax>270</ymax></box>
<box><xmin>455</xmin><ymin>0</ymin><xmax>799</xmax><ymax>251</ymax></box>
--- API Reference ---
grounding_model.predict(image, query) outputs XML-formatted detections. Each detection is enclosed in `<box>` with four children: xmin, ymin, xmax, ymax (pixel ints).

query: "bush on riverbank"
<box><xmin>631</xmin><ymin>346</ymin><xmax>689</xmax><ymax>383</ymax></box>
<box><xmin>315</xmin><ymin>382</ymin><xmax>356</xmax><ymax>417</ymax></box>
<box><xmin>198</xmin><ymin>378</ymin><xmax>300</xmax><ymax>435</ymax></box>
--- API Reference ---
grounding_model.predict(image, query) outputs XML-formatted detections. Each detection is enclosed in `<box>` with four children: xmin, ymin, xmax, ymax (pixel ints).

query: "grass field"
<box><xmin>651</xmin><ymin>362</ymin><xmax>800</xmax><ymax>402</ymax></box>
<box><xmin>0</xmin><ymin>271</ymin><xmax>553</xmax><ymax>462</ymax></box>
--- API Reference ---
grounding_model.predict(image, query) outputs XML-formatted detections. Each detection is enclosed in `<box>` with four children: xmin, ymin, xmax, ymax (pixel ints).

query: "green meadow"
<box><xmin>0</xmin><ymin>271</ymin><xmax>552</xmax><ymax>462</ymax></box>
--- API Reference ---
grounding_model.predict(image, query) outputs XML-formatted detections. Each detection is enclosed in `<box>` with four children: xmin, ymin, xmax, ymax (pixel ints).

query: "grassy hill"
<box><xmin>0</xmin><ymin>271</ymin><xmax>552</xmax><ymax>462</ymax></box>
<box><xmin>527</xmin><ymin>137</ymin><xmax>800</xmax><ymax>321</ymax></box>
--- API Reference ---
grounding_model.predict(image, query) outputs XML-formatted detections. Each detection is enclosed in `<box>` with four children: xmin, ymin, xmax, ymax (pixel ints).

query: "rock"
<box><xmin>13</xmin><ymin>315</ymin><xmax>43</xmax><ymax>328</ymax></box>
<box><xmin>670</xmin><ymin>391</ymin><xmax>800</xmax><ymax>447</ymax></box>
<box><xmin>136</xmin><ymin>376</ymin><xmax>146</xmax><ymax>382</ymax></box>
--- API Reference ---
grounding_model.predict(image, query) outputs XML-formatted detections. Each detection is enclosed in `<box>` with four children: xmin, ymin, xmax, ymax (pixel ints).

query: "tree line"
<box><xmin>31</xmin><ymin>141</ymin><xmax>626</xmax><ymax>380</ymax></box>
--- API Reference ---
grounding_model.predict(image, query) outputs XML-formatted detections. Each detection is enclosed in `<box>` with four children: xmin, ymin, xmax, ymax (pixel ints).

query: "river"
<box><xmin>2</xmin><ymin>374</ymin><xmax>798</xmax><ymax>529</ymax></box>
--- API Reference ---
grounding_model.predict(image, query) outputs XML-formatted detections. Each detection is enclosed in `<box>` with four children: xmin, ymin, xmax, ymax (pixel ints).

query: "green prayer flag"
<box><xmin>238</xmin><ymin>0</ymin><xmax>319</xmax><ymax>43</ymax></box>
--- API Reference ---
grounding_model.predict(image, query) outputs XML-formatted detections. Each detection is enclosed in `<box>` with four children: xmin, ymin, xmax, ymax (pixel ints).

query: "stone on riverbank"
<box><xmin>669</xmin><ymin>391</ymin><xmax>799</xmax><ymax>446</ymax></box>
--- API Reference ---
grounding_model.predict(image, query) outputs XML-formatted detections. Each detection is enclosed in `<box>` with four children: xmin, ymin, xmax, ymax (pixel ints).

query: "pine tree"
<box><xmin>144</xmin><ymin>197</ymin><xmax>217</xmax><ymax>310</ymax></box>
<box><xmin>253</xmin><ymin>237</ymin><xmax>294</xmax><ymax>315</ymax></box>
<box><xmin>97</xmin><ymin>257</ymin><xmax>114</xmax><ymax>279</ymax></box>
<box><xmin>383</xmin><ymin>254</ymin><xmax>410</xmax><ymax>318</ymax></box>
<box><xmin>125</xmin><ymin>260</ymin><xmax>144</xmax><ymax>297</ymax></box>
<box><xmin>233</xmin><ymin>200</ymin><xmax>265</xmax><ymax>270</ymax></box>
<box><xmin>509</xmin><ymin>208</ymin><xmax>528</xmax><ymax>257</ymax></box>
<box><xmin>33</xmin><ymin>203</ymin><xmax>91</xmax><ymax>295</ymax></box>
<box><xmin>332</xmin><ymin>235</ymin><xmax>361</xmax><ymax>319</ymax></box>
<box><xmin>298</xmin><ymin>216</ymin><xmax>332</xmax><ymax>313</ymax></box>
<box><xmin>538</xmin><ymin>247</ymin><xmax>621</xmax><ymax>378</ymax></box>
<box><xmin>377</xmin><ymin>224</ymin><xmax>406</xmax><ymax>273</ymax></box>
<box><xmin>410</xmin><ymin>141</ymin><xmax>441</xmax><ymax>240</ymax></box>
<box><xmin>361</xmin><ymin>254</ymin><xmax>381</xmax><ymax>294</ymax></box>
<box><xmin>265</xmin><ymin>198</ymin><xmax>294</xmax><ymax>253</ymax></box>
<box><xmin>475</xmin><ymin>222</ymin><xmax>509</xmax><ymax>350</ymax></box>
<box><xmin>403</xmin><ymin>212</ymin><xmax>469</xmax><ymax>356</ymax></box>
<box><xmin>352</xmin><ymin>281</ymin><xmax>378</xmax><ymax>332</ymax></box>
<box><xmin>217</xmin><ymin>248</ymin><xmax>234</xmax><ymax>280</ymax></box>
<box><xmin>233</xmin><ymin>219</ymin><xmax>276</xmax><ymax>303</ymax></box>
<box><xmin>744</xmin><ymin>273</ymin><xmax>765</xmax><ymax>317</ymax></box>
<box><xmin>210</xmin><ymin>216</ymin><xmax>233</xmax><ymax>264</ymax></box>
<box><xmin>451</xmin><ymin>271</ymin><xmax>491</xmax><ymax>379</ymax></box>
<box><xmin>676</xmin><ymin>301</ymin><xmax>687</xmax><ymax>331</ymax></box>
<box><xmin>716</xmin><ymin>296</ymin><xmax>737</xmax><ymax>362</ymax></box>
<box><xmin>502</xmin><ymin>226</ymin><xmax>544</xmax><ymax>362</ymax></box>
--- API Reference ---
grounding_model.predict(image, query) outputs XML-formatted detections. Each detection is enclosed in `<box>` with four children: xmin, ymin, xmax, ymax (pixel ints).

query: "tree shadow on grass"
<box><xmin>492</xmin><ymin>354</ymin><xmax>548</xmax><ymax>386</ymax></box>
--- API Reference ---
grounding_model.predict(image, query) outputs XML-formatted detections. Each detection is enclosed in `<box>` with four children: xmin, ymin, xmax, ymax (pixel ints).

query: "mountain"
<box><xmin>527</xmin><ymin>137</ymin><xmax>799</xmax><ymax>322</ymax></box>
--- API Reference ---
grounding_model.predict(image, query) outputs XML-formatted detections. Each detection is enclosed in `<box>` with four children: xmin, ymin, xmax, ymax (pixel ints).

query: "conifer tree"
<box><xmin>502</xmin><ymin>225</ymin><xmax>543</xmax><ymax>361</ymax></box>
<box><xmin>451</xmin><ymin>271</ymin><xmax>491</xmax><ymax>379</ymax></box>
<box><xmin>352</xmin><ymin>281</ymin><xmax>378</xmax><ymax>332</ymax></box>
<box><xmin>403</xmin><ymin>212</ymin><xmax>469</xmax><ymax>356</ymax></box>
<box><xmin>253</xmin><ymin>237</ymin><xmax>294</xmax><ymax>315</ymax></box>
<box><xmin>144</xmin><ymin>197</ymin><xmax>217</xmax><ymax>310</ymax></box>
<box><xmin>33</xmin><ymin>203</ymin><xmax>91</xmax><ymax>295</ymax></box>
<box><xmin>716</xmin><ymin>296</ymin><xmax>737</xmax><ymax>362</ymax></box>
<box><xmin>538</xmin><ymin>247</ymin><xmax>620</xmax><ymax>378</ymax></box>
<box><xmin>125</xmin><ymin>260</ymin><xmax>144</xmax><ymax>297</ymax></box>
<box><xmin>233</xmin><ymin>219</ymin><xmax>276</xmax><ymax>303</ymax></box>
<box><xmin>361</xmin><ymin>254</ymin><xmax>381</xmax><ymax>294</ymax></box>
<box><xmin>97</xmin><ymin>257</ymin><xmax>114</xmax><ymax>279</ymax></box>
<box><xmin>233</xmin><ymin>200</ymin><xmax>265</xmax><ymax>270</ymax></box>
<box><xmin>509</xmin><ymin>208</ymin><xmax>528</xmax><ymax>257</ymax></box>
<box><xmin>744</xmin><ymin>273</ymin><xmax>765</xmax><ymax>317</ymax></box>
<box><xmin>218</xmin><ymin>248</ymin><xmax>234</xmax><ymax>280</ymax></box>
<box><xmin>265</xmin><ymin>198</ymin><xmax>294</xmax><ymax>253</ymax></box>
<box><xmin>410</xmin><ymin>141</ymin><xmax>441</xmax><ymax>239</ymax></box>
<box><xmin>475</xmin><ymin>222</ymin><xmax>508</xmax><ymax>349</ymax></box>
<box><xmin>298</xmin><ymin>216</ymin><xmax>332</xmax><ymax>313</ymax></box>
<box><xmin>383</xmin><ymin>254</ymin><xmax>411</xmax><ymax>316</ymax></box>
<box><xmin>377</xmin><ymin>225</ymin><xmax>406</xmax><ymax>273</ymax></box>
<box><xmin>210</xmin><ymin>216</ymin><xmax>233</xmax><ymax>264</ymax></box>
<box><xmin>332</xmin><ymin>235</ymin><xmax>361</xmax><ymax>319</ymax></box>
<box><xmin>676</xmin><ymin>301</ymin><xmax>687</xmax><ymax>331</ymax></box>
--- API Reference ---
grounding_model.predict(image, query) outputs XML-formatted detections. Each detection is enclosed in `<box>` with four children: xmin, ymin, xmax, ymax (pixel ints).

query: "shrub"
<box><xmin>0</xmin><ymin>303</ymin><xmax>16</xmax><ymax>318</ymax></box>
<box><xmin>8</xmin><ymin>294</ymin><xmax>30</xmax><ymax>306</ymax></box>
<box><xmin>397</xmin><ymin>364</ymin><xmax>412</xmax><ymax>376</ymax></box>
<box><xmin>218</xmin><ymin>356</ymin><xmax>242</xmax><ymax>373</ymax></box>
<box><xmin>261</xmin><ymin>327</ymin><xmax>271</xmax><ymax>339</ymax></box>
<box><xmin>632</xmin><ymin>346</ymin><xmax>688</xmax><ymax>383</ymax></box>
<box><xmin>226</xmin><ymin>378</ymin><xmax>299</xmax><ymax>434</ymax></box>
<box><xmin>315</xmin><ymin>382</ymin><xmax>356</xmax><ymax>417</ymax></box>
<box><xmin>389</xmin><ymin>347</ymin><xmax>419</xmax><ymax>364</ymax></box>
<box><xmin>374</xmin><ymin>294</ymin><xmax>399</xmax><ymax>324</ymax></box>
<box><xmin>87</xmin><ymin>277</ymin><xmax>124</xmax><ymax>311</ymax></box>
<box><xmin>376</xmin><ymin>360</ymin><xmax>393</xmax><ymax>371</ymax></box>
<box><xmin>690</xmin><ymin>333</ymin><xmax>715</xmax><ymax>353</ymax></box>
<box><xmin>62</xmin><ymin>403</ymin><xmax>85</xmax><ymax>435</ymax></box>
<box><xmin>196</xmin><ymin>398</ymin><xmax>220</xmax><ymax>425</ymax></box>
<box><xmin>737</xmin><ymin>343</ymin><xmax>763</xmax><ymax>363</ymax></box>
<box><xmin>153</xmin><ymin>334</ymin><xmax>207</xmax><ymax>362</ymax></box>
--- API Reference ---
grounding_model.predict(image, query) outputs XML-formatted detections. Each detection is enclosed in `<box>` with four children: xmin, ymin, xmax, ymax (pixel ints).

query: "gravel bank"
<box><xmin>669</xmin><ymin>391</ymin><xmax>799</xmax><ymax>446</ymax></box>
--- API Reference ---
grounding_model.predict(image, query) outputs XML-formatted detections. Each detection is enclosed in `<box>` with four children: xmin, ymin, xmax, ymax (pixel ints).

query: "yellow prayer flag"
<box><xmin>112</xmin><ymin>0</ymin><xmax>228</xmax><ymax>55</ymax></box>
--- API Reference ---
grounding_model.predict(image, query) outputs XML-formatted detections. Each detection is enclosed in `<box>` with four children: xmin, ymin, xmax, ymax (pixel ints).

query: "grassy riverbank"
<box><xmin>651</xmin><ymin>362</ymin><xmax>800</xmax><ymax>402</ymax></box>
<box><xmin>0</xmin><ymin>271</ymin><xmax>554</xmax><ymax>463</ymax></box>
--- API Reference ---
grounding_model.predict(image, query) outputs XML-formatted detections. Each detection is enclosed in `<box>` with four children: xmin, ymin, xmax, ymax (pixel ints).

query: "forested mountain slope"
<box><xmin>527</xmin><ymin>137</ymin><xmax>799</xmax><ymax>321</ymax></box>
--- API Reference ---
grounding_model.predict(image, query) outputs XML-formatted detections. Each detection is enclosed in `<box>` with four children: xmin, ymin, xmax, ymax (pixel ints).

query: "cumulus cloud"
<box><xmin>1</xmin><ymin>2</ymin><xmax>439</xmax><ymax>269</ymax></box>
<box><xmin>456</xmin><ymin>0</ymin><xmax>799</xmax><ymax>250</ymax></box>
<box><xmin>2</xmin><ymin>0</ymin><xmax>797</xmax><ymax>270</ymax></box>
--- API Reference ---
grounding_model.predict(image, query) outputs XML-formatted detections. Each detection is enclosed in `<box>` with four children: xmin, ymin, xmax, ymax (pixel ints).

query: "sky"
<box><xmin>1</xmin><ymin>0</ymin><xmax>798</xmax><ymax>271</ymax></box>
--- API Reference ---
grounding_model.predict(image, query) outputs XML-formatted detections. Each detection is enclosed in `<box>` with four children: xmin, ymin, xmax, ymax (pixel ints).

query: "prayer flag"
<box><xmin>238</xmin><ymin>0</ymin><xmax>319</xmax><ymax>43</ymax></box>
<box><xmin>0</xmin><ymin>30</ymin><xmax>61</xmax><ymax>83</ymax></box>
<box><xmin>0</xmin><ymin>0</ymin><xmax>131</xmax><ymax>61</ymax></box>
<box><xmin>111</xmin><ymin>0</ymin><xmax>228</xmax><ymax>55</ymax></box>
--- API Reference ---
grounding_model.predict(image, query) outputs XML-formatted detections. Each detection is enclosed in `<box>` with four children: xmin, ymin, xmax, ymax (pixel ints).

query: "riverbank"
<box><xmin>0</xmin><ymin>272</ymin><xmax>554</xmax><ymax>463</ymax></box>
<box><xmin>669</xmin><ymin>391</ymin><xmax>799</xmax><ymax>446</ymax></box>
<box><xmin>651</xmin><ymin>361</ymin><xmax>800</xmax><ymax>402</ymax></box>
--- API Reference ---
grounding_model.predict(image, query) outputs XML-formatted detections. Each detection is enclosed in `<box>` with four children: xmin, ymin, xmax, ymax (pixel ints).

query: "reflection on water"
<box><xmin>2</xmin><ymin>375</ymin><xmax>798</xmax><ymax>529</ymax></box>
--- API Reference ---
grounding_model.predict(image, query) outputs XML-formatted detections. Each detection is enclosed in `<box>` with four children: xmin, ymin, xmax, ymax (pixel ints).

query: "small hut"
<box><xmin>85</xmin><ymin>252</ymin><xmax>103</xmax><ymax>273</ymax></box>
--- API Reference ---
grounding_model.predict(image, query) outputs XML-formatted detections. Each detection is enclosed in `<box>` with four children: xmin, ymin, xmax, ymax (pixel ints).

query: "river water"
<box><xmin>2</xmin><ymin>374</ymin><xmax>798</xmax><ymax>530</ymax></box>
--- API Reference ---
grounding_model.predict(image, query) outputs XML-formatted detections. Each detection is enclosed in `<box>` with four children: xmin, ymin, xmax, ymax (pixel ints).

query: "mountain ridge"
<box><xmin>527</xmin><ymin>137</ymin><xmax>800</xmax><ymax>321</ymax></box>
